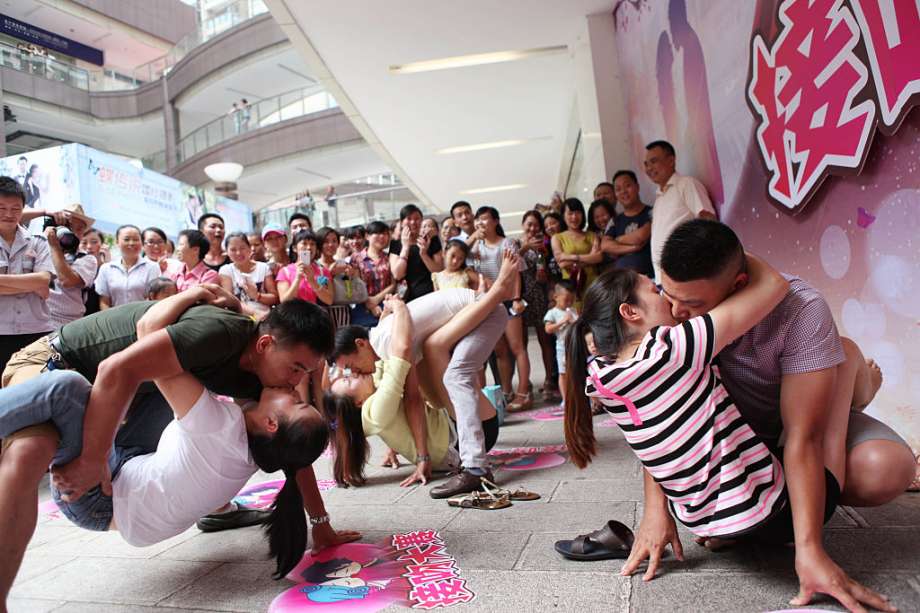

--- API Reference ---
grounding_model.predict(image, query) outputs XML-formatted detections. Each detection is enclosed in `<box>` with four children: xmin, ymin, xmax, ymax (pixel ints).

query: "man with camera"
<box><xmin>0</xmin><ymin>177</ymin><xmax>54</xmax><ymax>374</ymax></box>
<box><xmin>43</xmin><ymin>204</ymin><xmax>98</xmax><ymax>328</ymax></box>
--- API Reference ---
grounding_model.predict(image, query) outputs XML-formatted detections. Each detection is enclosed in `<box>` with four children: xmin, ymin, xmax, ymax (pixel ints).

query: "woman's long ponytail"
<box><xmin>248</xmin><ymin>414</ymin><xmax>329</xmax><ymax>579</ymax></box>
<box><xmin>323</xmin><ymin>391</ymin><xmax>369</xmax><ymax>487</ymax></box>
<box><xmin>563</xmin><ymin>268</ymin><xmax>641</xmax><ymax>469</ymax></box>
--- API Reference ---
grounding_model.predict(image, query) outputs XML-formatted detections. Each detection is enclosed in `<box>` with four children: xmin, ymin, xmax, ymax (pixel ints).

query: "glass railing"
<box><xmin>175</xmin><ymin>87</ymin><xmax>338</xmax><ymax>163</ymax></box>
<box><xmin>0</xmin><ymin>42</ymin><xmax>90</xmax><ymax>89</ymax></box>
<box><xmin>141</xmin><ymin>149</ymin><xmax>168</xmax><ymax>173</ymax></box>
<box><xmin>129</xmin><ymin>0</ymin><xmax>268</xmax><ymax>87</ymax></box>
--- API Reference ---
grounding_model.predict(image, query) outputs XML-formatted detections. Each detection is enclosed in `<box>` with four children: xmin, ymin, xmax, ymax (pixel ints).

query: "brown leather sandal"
<box><xmin>554</xmin><ymin>520</ymin><xmax>634</xmax><ymax>560</ymax></box>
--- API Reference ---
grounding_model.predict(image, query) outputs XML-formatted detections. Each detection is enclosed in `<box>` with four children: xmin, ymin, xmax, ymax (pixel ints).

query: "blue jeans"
<box><xmin>0</xmin><ymin>370</ymin><xmax>148</xmax><ymax>532</ymax></box>
<box><xmin>0</xmin><ymin>370</ymin><xmax>90</xmax><ymax>467</ymax></box>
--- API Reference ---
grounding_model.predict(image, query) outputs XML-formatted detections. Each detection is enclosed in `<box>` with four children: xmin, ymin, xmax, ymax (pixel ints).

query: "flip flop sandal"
<box><xmin>554</xmin><ymin>520</ymin><xmax>634</xmax><ymax>561</ymax></box>
<box><xmin>481</xmin><ymin>478</ymin><xmax>541</xmax><ymax>501</ymax></box>
<box><xmin>447</xmin><ymin>492</ymin><xmax>512</xmax><ymax>510</ymax></box>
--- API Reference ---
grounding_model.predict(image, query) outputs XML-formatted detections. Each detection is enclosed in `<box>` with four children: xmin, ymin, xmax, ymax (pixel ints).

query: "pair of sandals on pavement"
<box><xmin>446</xmin><ymin>478</ymin><xmax>540</xmax><ymax>510</ymax></box>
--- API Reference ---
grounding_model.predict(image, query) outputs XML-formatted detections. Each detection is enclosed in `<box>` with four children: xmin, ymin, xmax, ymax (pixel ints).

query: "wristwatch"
<box><xmin>309</xmin><ymin>513</ymin><xmax>330</xmax><ymax>526</ymax></box>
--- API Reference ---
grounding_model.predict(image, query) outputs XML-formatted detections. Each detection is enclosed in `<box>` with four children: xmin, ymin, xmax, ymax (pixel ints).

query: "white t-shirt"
<box><xmin>47</xmin><ymin>253</ymin><xmax>98</xmax><ymax>328</ymax></box>
<box><xmin>649</xmin><ymin>173</ymin><xmax>715</xmax><ymax>281</ymax></box>
<box><xmin>112</xmin><ymin>390</ymin><xmax>256</xmax><ymax>547</ymax></box>
<box><xmin>369</xmin><ymin>288</ymin><xmax>476</xmax><ymax>364</ymax></box>
<box><xmin>219</xmin><ymin>261</ymin><xmax>272</xmax><ymax>315</ymax></box>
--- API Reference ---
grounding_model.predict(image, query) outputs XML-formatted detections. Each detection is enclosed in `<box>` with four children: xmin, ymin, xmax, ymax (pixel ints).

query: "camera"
<box><xmin>42</xmin><ymin>216</ymin><xmax>80</xmax><ymax>254</ymax></box>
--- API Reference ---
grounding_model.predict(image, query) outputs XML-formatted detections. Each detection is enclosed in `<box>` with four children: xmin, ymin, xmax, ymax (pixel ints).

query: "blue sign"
<box><xmin>0</xmin><ymin>13</ymin><xmax>104</xmax><ymax>66</ymax></box>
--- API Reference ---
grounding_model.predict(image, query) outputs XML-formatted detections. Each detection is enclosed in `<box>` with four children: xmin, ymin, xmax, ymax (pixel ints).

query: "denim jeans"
<box><xmin>0</xmin><ymin>369</ymin><xmax>91</xmax><ymax>466</ymax></box>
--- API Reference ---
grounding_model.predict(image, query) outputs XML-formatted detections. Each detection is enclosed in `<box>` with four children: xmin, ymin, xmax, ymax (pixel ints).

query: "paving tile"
<box><xmin>446</xmin><ymin>501</ymin><xmax>636</xmax><ymax>534</ymax></box>
<box><xmin>50</xmin><ymin>604</ymin><xmax>229</xmax><ymax>613</ymax></box>
<box><xmin>331</xmin><ymin>503</ymin><xmax>461</xmax><ymax>533</ymax></box>
<box><xmin>11</xmin><ymin>558</ymin><xmax>219</xmax><ymax>605</ymax></box>
<box><xmin>155</xmin><ymin>525</ymin><xmax>273</xmax><ymax>563</ymax></box>
<box><xmin>436</xmin><ymin>531</ymin><xmax>531</xmax><ymax>571</ymax></box>
<box><xmin>26</xmin><ymin>526</ymin><xmax>199</xmax><ymax>559</ymax></box>
<box><xmin>551</xmin><ymin>477</ymin><xmax>644</xmax><ymax>502</ymax></box>
<box><xmin>822</xmin><ymin>528</ymin><xmax>920</xmax><ymax>572</ymax></box>
<box><xmin>629</xmin><ymin>571</ymin><xmax>801</xmax><ymax>612</ymax></box>
<box><xmin>516</xmin><ymin>532</ymin><xmax>633</xmax><ymax>573</ymax></box>
<box><xmin>12</xmin><ymin>553</ymin><xmax>76</xmax><ymax>584</ymax></box>
<box><xmin>846</xmin><ymin>493</ymin><xmax>920</xmax><ymax>527</ymax></box>
<box><xmin>426</xmin><ymin>569</ymin><xmax>630</xmax><ymax>613</ymax></box>
<box><xmin>157</xmin><ymin>562</ymin><xmax>286</xmax><ymax>613</ymax></box>
<box><xmin>7</xmin><ymin>598</ymin><xmax>63</xmax><ymax>613</ymax></box>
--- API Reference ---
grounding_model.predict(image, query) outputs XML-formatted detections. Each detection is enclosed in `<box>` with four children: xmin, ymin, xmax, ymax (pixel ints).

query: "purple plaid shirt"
<box><xmin>717</xmin><ymin>276</ymin><xmax>845</xmax><ymax>442</ymax></box>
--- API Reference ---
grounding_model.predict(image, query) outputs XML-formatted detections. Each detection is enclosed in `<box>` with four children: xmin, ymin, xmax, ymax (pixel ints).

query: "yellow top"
<box><xmin>361</xmin><ymin>357</ymin><xmax>452</xmax><ymax>468</ymax></box>
<box><xmin>556</xmin><ymin>230</ymin><xmax>599</xmax><ymax>297</ymax></box>
<box><xmin>432</xmin><ymin>270</ymin><xmax>470</xmax><ymax>290</ymax></box>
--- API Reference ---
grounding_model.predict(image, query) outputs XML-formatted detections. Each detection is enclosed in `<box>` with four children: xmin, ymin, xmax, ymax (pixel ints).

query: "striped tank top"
<box><xmin>585</xmin><ymin>314</ymin><xmax>786</xmax><ymax>537</ymax></box>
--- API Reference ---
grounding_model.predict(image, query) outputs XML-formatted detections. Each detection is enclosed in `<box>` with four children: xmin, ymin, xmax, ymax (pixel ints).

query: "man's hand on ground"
<box><xmin>793</xmin><ymin>545</ymin><xmax>895</xmax><ymax>613</ymax></box>
<box><xmin>310</xmin><ymin>522</ymin><xmax>362</xmax><ymax>554</ymax></box>
<box><xmin>620</xmin><ymin>507</ymin><xmax>684</xmax><ymax>581</ymax></box>
<box><xmin>51</xmin><ymin>455</ymin><xmax>111</xmax><ymax>501</ymax></box>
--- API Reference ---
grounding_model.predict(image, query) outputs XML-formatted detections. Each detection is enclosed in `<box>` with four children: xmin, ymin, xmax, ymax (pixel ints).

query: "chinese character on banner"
<box><xmin>408</xmin><ymin>578</ymin><xmax>475</xmax><ymax>610</ymax></box>
<box><xmin>850</xmin><ymin>0</ymin><xmax>920</xmax><ymax>131</ymax></box>
<box><xmin>397</xmin><ymin>542</ymin><xmax>448</xmax><ymax>565</ymax></box>
<box><xmin>748</xmin><ymin>0</ymin><xmax>876</xmax><ymax>212</ymax></box>
<box><xmin>405</xmin><ymin>561</ymin><xmax>457</xmax><ymax>587</ymax></box>
<box><xmin>392</xmin><ymin>530</ymin><xmax>440</xmax><ymax>551</ymax></box>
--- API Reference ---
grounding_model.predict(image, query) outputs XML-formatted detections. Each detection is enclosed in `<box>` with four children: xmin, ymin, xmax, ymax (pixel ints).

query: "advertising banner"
<box><xmin>0</xmin><ymin>13</ymin><xmax>105</xmax><ymax>65</ymax></box>
<box><xmin>0</xmin><ymin>144</ymin><xmax>253</xmax><ymax>236</ymax></box>
<box><xmin>611</xmin><ymin>0</ymin><xmax>920</xmax><ymax>448</ymax></box>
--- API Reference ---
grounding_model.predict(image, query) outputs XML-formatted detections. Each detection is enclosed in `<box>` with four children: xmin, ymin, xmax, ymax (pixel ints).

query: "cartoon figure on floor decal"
<box><xmin>269</xmin><ymin>532</ymin><xmax>475</xmax><ymax>611</ymax></box>
<box><xmin>488</xmin><ymin>444</ymin><xmax>568</xmax><ymax>472</ymax></box>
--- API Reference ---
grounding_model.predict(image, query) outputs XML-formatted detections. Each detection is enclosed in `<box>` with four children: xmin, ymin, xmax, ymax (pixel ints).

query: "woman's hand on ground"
<box><xmin>400</xmin><ymin>460</ymin><xmax>432</xmax><ymax>488</ymax></box>
<box><xmin>310</xmin><ymin>522</ymin><xmax>362</xmax><ymax>554</ymax></box>
<box><xmin>381</xmin><ymin>448</ymin><xmax>400</xmax><ymax>468</ymax></box>
<box><xmin>620</xmin><ymin>508</ymin><xmax>684</xmax><ymax>581</ymax></box>
<box><xmin>792</xmin><ymin>544</ymin><xmax>894</xmax><ymax>613</ymax></box>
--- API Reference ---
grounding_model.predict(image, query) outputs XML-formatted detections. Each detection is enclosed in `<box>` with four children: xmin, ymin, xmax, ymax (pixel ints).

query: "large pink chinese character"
<box><xmin>397</xmin><ymin>542</ymin><xmax>448</xmax><ymax>565</ymax></box>
<box><xmin>409</xmin><ymin>578</ymin><xmax>475</xmax><ymax>610</ymax></box>
<box><xmin>748</xmin><ymin>0</ymin><xmax>876</xmax><ymax>210</ymax></box>
<box><xmin>405</xmin><ymin>561</ymin><xmax>457</xmax><ymax>587</ymax></box>
<box><xmin>392</xmin><ymin>530</ymin><xmax>440</xmax><ymax>551</ymax></box>
<box><xmin>851</xmin><ymin>0</ymin><xmax>920</xmax><ymax>130</ymax></box>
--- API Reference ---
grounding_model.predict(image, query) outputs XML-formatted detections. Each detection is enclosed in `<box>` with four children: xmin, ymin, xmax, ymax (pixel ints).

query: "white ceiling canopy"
<box><xmin>267</xmin><ymin>0</ymin><xmax>614</xmax><ymax>214</ymax></box>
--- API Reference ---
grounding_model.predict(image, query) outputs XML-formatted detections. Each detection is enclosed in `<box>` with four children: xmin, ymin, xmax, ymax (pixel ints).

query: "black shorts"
<box><xmin>739</xmin><ymin>447</ymin><xmax>841</xmax><ymax>545</ymax></box>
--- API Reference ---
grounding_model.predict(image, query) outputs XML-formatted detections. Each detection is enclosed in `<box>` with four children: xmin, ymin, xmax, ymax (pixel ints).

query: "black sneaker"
<box><xmin>196</xmin><ymin>505</ymin><xmax>271</xmax><ymax>532</ymax></box>
<box><xmin>429</xmin><ymin>469</ymin><xmax>495</xmax><ymax>499</ymax></box>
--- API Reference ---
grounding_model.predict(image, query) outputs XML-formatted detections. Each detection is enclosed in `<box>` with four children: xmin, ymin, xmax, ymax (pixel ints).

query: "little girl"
<box><xmin>564</xmin><ymin>254</ymin><xmax>876</xmax><ymax>543</ymax></box>
<box><xmin>543</xmin><ymin>280</ymin><xmax>577</xmax><ymax>402</ymax></box>
<box><xmin>219</xmin><ymin>232</ymin><xmax>278</xmax><ymax>319</ymax></box>
<box><xmin>432</xmin><ymin>239</ymin><xmax>478</xmax><ymax>291</ymax></box>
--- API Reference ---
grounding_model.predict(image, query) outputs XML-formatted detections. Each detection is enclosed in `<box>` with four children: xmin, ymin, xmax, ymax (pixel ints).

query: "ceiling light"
<box><xmin>205</xmin><ymin>162</ymin><xmax>244</xmax><ymax>183</ymax></box>
<box><xmin>390</xmin><ymin>46</ymin><xmax>567</xmax><ymax>75</ymax></box>
<box><xmin>437</xmin><ymin>137</ymin><xmax>549</xmax><ymax>155</ymax></box>
<box><xmin>460</xmin><ymin>184</ymin><xmax>527</xmax><ymax>195</ymax></box>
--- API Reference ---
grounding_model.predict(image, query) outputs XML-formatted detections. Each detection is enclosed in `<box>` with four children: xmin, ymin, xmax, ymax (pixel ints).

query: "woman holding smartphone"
<box><xmin>275</xmin><ymin>229</ymin><xmax>333</xmax><ymax>305</ymax></box>
<box><xmin>519</xmin><ymin>211</ymin><xmax>556</xmax><ymax>400</ymax></box>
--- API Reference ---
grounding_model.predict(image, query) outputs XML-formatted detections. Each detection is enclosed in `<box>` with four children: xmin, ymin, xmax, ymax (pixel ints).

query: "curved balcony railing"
<box><xmin>165</xmin><ymin>88</ymin><xmax>338</xmax><ymax>165</ymax></box>
<box><xmin>1</xmin><ymin>0</ymin><xmax>268</xmax><ymax>92</ymax></box>
<box><xmin>0</xmin><ymin>42</ymin><xmax>90</xmax><ymax>89</ymax></box>
<box><xmin>128</xmin><ymin>0</ymin><xmax>269</xmax><ymax>87</ymax></box>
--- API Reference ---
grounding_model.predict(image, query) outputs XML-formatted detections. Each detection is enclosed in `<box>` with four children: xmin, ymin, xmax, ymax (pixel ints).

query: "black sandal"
<box><xmin>554</xmin><ymin>520</ymin><xmax>634</xmax><ymax>561</ymax></box>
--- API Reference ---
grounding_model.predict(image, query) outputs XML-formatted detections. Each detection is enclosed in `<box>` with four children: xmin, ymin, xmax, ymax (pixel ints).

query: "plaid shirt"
<box><xmin>351</xmin><ymin>249</ymin><xmax>392</xmax><ymax>296</ymax></box>
<box><xmin>717</xmin><ymin>276</ymin><xmax>845</xmax><ymax>442</ymax></box>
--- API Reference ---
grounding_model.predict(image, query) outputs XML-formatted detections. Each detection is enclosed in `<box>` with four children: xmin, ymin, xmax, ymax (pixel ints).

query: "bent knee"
<box><xmin>0</xmin><ymin>436</ymin><xmax>57</xmax><ymax>479</ymax></box>
<box><xmin>842</xmin><ymin>440</ymin><xmax>916</xmax><ymax>505</ymax></box>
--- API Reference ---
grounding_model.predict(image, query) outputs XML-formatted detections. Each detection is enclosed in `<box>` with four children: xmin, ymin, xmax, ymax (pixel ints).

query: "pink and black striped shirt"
<box><xmin>585</xmin><ymin>314</ymin><xmax>786</xmax><ymax>538</ymax></box>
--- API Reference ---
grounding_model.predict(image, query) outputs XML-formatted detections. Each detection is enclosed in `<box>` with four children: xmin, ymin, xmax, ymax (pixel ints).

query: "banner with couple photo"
<box><xmin>0</xmin><ymin>143</ymin><xmax>254</xmax><ymax>236</ymax></box>
<box><xmin>611</xmin><ymin>0</ymin><xmax>920</xmax><ymax>449</ymax></box>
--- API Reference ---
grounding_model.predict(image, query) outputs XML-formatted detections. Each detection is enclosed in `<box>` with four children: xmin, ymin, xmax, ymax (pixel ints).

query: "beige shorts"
<box><xmin>1</xmin><ymin>335</ymin><xmax>55</xmax><ymax>388</ymax></box>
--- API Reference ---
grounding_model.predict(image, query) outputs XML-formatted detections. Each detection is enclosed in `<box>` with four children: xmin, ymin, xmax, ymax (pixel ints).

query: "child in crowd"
<box><xmin>543</xmin><ymin>280</ymin><xmax>577</xmax><ymax>402</ymax></box>
<box><xmin>145</xmin><ymin>277</ymin><xmax>178</xmax><ymax>301</ymax></box>
<box><xmin>432</xmin><ymin>239</ymin><xmax>478</xmax><ymax>291</ymax></box>
<box><xmin>219</xmin><ymin>232</ymin><xmax>278</xmax><ymax>319</ymax></box>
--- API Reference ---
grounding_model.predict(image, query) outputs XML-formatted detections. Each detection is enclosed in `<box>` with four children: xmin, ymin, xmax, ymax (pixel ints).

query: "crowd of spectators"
<box><xmin>0</xmin><ymin>139</ymin><xmax>714</xmax><ymax>407</ymax></box>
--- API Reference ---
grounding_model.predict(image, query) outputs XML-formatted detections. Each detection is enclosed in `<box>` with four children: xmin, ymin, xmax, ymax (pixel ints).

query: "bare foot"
<box><xmin>693</xmin><ymin>535</ymin><xmax>738</xmax><ymax>551</ymax></box>
<box><xmin>866</xmin><ymin>359</ymin><xmax>883</xmax><ymax>400</ymax></box>
<box><xmin>490</xmin><ymin>249</ymin><xmax>519</xmax><ymax>301</ymax></box>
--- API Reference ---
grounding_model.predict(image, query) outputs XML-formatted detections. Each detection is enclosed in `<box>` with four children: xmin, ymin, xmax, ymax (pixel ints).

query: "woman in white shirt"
<box><xmin>219</xmin><ymin>232</ymin><xmax>278</xmax><ymax>319</ymax></box>
<box><xmin>95</xmin><ymin>225</ymin><xmax>158</xmax><ymax>309</ymax></box>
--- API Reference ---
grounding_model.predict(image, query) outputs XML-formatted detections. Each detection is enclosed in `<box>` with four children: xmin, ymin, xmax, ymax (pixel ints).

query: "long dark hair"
<box><xmin>474</xmin><ymin>206</ymin><xmax>506</xmax><ymax>237</ymax></box>
<box><xmin>323</xmin><ymin>391</ymin><xmax>369</xmax><ymax>487</ymax></box>
<box><xmin>248</xmin><ymin>415</ymin><xmax>330</xmax><ymax>579</ymax></box>
<box><xmin>564</xmin><ymin>268</ymin><xmax>641</xmax><ymax>468</ymax></box>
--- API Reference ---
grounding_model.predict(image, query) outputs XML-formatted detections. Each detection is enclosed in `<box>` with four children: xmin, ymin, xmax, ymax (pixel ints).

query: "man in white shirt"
<box><xmin>644</xmin><ymin>140</ymin><xmax>717</xmax><ymax>281</ymax></box>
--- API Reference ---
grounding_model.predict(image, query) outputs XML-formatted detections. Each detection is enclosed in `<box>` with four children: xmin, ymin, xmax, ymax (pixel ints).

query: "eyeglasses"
<box><xmin>144</xmin><ymin>240</ymin><xmax>165</xmax><ymax>247</ymax></box>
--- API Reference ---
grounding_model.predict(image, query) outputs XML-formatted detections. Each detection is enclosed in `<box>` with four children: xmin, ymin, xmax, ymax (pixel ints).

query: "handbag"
<box><xmin>331</xmin><ymin>273</ymin><xmax>369</xmax><ymax>305</ymax></box>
